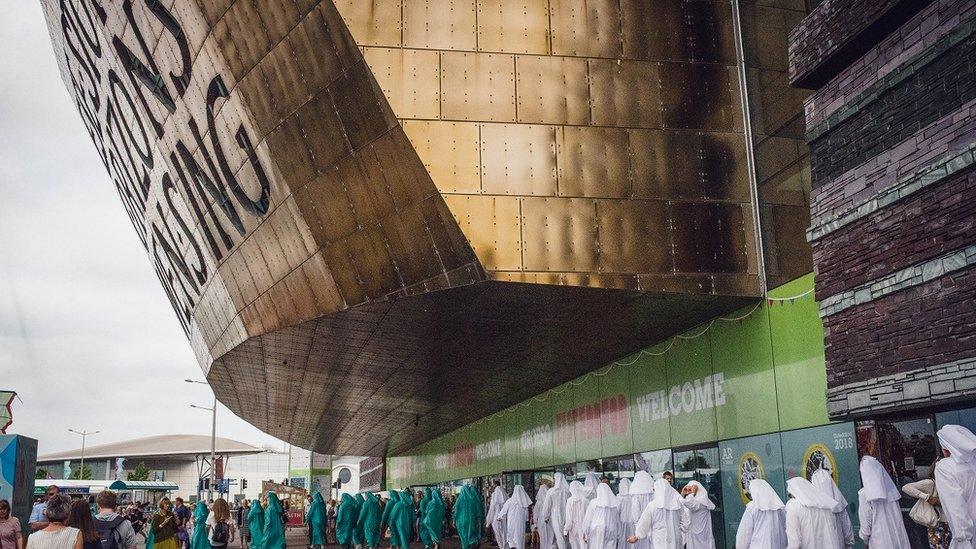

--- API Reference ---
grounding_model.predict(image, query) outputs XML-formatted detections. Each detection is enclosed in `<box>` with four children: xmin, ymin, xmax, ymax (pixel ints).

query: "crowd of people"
<box><xmin>3</xmin><ymin>423</ymin><xmax>974</xmax><ymax>549</ymax></box>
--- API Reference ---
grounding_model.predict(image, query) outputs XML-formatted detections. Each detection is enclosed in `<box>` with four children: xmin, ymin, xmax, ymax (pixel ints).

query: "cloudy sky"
<box><xmin>0</xmin><ymin>3</ymin><xmax>285</xmax><ymax>455</ymax></box>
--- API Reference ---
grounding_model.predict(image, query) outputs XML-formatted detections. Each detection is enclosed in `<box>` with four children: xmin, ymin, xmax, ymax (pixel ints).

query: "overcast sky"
<box><xmin>0</xmin><ymin>3</ymin><xmax>286</xmax><ymax>456</ymax></box>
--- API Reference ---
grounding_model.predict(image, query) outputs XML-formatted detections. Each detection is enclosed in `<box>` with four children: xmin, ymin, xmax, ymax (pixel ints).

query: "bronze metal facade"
<box><xmin>39</xmin><ymin>0</ymin><xmax>797</xmax><ymax>455</ymax></box>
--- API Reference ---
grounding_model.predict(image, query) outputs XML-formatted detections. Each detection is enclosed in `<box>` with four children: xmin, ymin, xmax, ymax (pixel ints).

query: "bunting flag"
<box><xmin>0</xmin><ymin>390</ymin><xmax>16</xmax><ymax>433</ymax></box>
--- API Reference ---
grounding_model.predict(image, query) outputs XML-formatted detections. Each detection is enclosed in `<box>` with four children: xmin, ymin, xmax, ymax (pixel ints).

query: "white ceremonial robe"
<box><xmin>544</xmin><ymin>485</ymin><xmax>572</xmax><ymax>549</ymax></box>
<box><xmin>856</xmin><ymin>490</ymin><xmax>910</xmax><ymax>549</ymax></box>
<box><xmin>936</xmin><ymin>456</ymin><xmax>976</xmax><ymax>549</ymax></box>
<box><xmin>564</xmin><ymin>496</ymin><xmax>588</xmax><ymax>549</ymax></box>
<box><xmin>784</xmin><ymin>498</ymin><xmax>842</xmax><ymax>549</ymax></box>
<box><xmin>488</xmin><ymin>488</ymin><xmax>509</xmax><ymax>549</ymax></box>
<box><xmin>582</xmin><ymin>502</ymin><xmax>620</xmax><ymax>549</ymax></box>
<box><xmin>634</xmin><ymin>505</ymin><xmax>682</xmax><ymax>549</ymax></box>
<box><xmin>628</xmin><ymin>493</ymin><xmax>653</xmax><ymax>549</ymax></box>
<box><xmin>536</xmin><ymin>487</ymin><xmax>555</xmax><ymax>549</ymax></box>
<box><xmin>681</xmin><ymin>495</ymin><xmax>715</xmax><ymax>549</ymax></box>
<box><xmin>734</xmin><ymin>504</ymin><xmax>787</xmax><ymax>549</ymax></box>
<box><xmin>616</xmin><ymin>496</ymin><xmax>634</xmax><ymax>549</ymax></box>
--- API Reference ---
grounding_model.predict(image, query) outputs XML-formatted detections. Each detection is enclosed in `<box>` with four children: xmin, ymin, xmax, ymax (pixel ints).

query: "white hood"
<box><xmin>748</xmin><ymin>479</ymin><xmax>785</xmax><ymax>511</ymax></box>
<box><xmin>509</xmin><ymin>484</ymin><xmax>532</xmax><ymax>508</ymax></box>
<box><xmin>684</xmin><ymin>480</ymin><xmax>715</xmax><ymax>511</ymax></box>
<box><xmin>859</xmin><ymin>456</ymin><xmax>901</xmax><ymax>502</ymax></box>
<box><xmin>583</xmin><ymin>472</ymin><xmax>600</xmax><ymax>497</ymax></box>
<box><xmin>553</xmin><ymin>472</ymin><xmax>570</xmax><ymax>492</ymax></box>
<box><xmin>938</xmin><ymin>424</ymin><xmax>976</xmax><ymax>464</ymax></box>
<box><xmin>649</xmin><ymin>478</ymin><xmax>682</xmax><ymax>510</ymax></box>
<box><xmin>810</xmin><ymin>469</ymin><xmax>847</xmax><ymax>513</ymax></box>
<box><xmin>591</xmin><ymin>483</ymin><xmax>619</xmax><ymax>508</ymax></box>
<box><xmin>629</xmin><ymin>471</ymin><xmax>653</xmax><ymax>495</ymax></box>
<box><xmin>787</xmin><ymin>476</ymin><xmax>839</xmax><ymax>510</ymax></box>
<box><xmin>617</xmin><ymin>478</ymin><xmax>631</xmax><ymax>496</ymax></box>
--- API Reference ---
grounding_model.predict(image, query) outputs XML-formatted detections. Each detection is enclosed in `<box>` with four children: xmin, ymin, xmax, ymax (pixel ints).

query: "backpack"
<box><xmin>94</xmin><ymin>516</ymin><xmax>126</xmax><ymax>549</ymax></box>
<box><xmin>211</xmin><ymin>521</ymin><xmax>229</xmax><ymax>546</ymax></box>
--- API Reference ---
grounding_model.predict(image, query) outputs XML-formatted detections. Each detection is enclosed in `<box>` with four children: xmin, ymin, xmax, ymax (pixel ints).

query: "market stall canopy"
<box><xmin>109</xmin><ymin>480</ymin><xmax>179</xmax><ymax>492</ymax></box>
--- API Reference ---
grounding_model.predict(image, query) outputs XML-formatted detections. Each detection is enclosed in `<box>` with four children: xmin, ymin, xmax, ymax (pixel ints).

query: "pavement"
<box><xmin>137</xmin><ymin>528</ymin><xmax>476</xmax><ymax>549</ymax></box>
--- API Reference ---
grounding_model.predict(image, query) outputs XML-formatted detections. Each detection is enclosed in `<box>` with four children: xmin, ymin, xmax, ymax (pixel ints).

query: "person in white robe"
<box><xmin>857</xmin><ymin>455</ymin><xmax>910</xmax><ymax>549</ymax></box>
<box><xmin>584</xmin><ymin>473</ymin><xmax>600</xmax><ymax>500</ymax></box>
<box><xmin>582</xmin><ymin>484</ymin><xmax>620</xmax><ymax>549</ymax></box>
<box><xmin>543</xmin><ymin>474</ymin><xmax>572</xmax><ymax>549</ymax></box>
<box><xmin>810</xmin><ymin>470</ymin><xmax>854</xmax><ymax>547</ymax></box>
<box><xmin>564</xmin><ymin>482</ymin><xmax>588</xmax><ymax>549</ymax></box>
<box><xmin>680</xmin><ymin>480</ymin><xmax>715</xmax><ymax>549</ymax></box>
<box><xmin>487</xmin><ymin>483</ymin><xmax>509</xmax><ymax>549</ymax></box>
<box><xmin>616</xmin><ymin>479</ymin><xmax>634</xmax><ymax>549</ymax></box>
<box><xmin>627</xmin><ymin>472</ymin><xmax>654</xmax><ymax>549</ymax></box>
<box><xmin>628</xmin><ymin>479</ymin><xmax>682</xmax><ymax>549</ymax></box>
<box><xmin>784</xmin><ymin>476</ymin><xmax>843</xmax><ymax>548</ymax></box>
<box><xmin>735</xmin><ymin>479</ymin><xmax>787</xmax><ymax>549</ymax></box>
<box><xmin>535</xmin><ymin>485</ymin><xmax>554</xmax><ymax>549</ymax></box>
<box><xmin>499</xmin><ymin>485</ymin><xmax>532</xmax><ymax>549</ymax></box>
<box><xmin>935</xmin><ymin>424</ymin><xmax>976</xmax><ymax>549</ymax></box>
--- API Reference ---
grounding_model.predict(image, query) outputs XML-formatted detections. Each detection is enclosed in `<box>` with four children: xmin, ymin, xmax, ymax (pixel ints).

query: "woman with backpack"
<box><xmin>205</xmin><ymin>500</ymin><xmax>235</xmax><ymax>549</ymax></box>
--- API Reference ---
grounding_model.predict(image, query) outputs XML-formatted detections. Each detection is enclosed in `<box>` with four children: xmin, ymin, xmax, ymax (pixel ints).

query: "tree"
<box><xmin>127</xmin><ymin>462</ymin><xmax>151</xmax><ymax>481</ymax></box>
<box><xmin>35</xmin><ymin>468</ymin><xmax>49</xmax><ymax>480</ymax></box>
<box><xmin>69</xmin><ymin>465</ymin><xmax>93</xmax><ymax>480</ymax></box>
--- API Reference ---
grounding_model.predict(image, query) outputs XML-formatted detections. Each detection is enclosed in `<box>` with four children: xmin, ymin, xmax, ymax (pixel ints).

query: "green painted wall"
<box><xmin>387</xmin><ymin>275</ymin><xmax>828</xmax><ymax>488</ymax></box>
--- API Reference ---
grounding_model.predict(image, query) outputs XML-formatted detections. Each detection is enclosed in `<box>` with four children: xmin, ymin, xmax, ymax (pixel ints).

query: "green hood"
<box><xmin>263</xmin><ymin>493</ymin><xmax>286</xmax><ymax>549</ymax></box>
<box><xmin>307</xmin><ymin>493</ymin><xmax>327</xmax><ymax>545</ymax></box>
<box><xmin>357</xmin><ymin>492</ymin><xmax>382</xmax><ymax>547</ymax></box>
<box><xmin>247</xmin><ymin>500</ymin><xmax>265</xmax><ymax>549</ymax></box>
<box><xmin>336</xmin><ymin>493</ymin><xmax>358</xmax><ymax>545</ymax></box>
<box><xmin>422</xmin><ymin>489</ymin><xmax>446</xmax><ymax>545</ymax></box>
<box><xmin>453</xmin><ymin>486</ymin><xmax>484</xmax><ymax>549</ymax></box>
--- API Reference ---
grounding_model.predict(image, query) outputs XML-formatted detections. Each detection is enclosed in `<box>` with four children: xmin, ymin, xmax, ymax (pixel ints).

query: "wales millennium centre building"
<box><xmin>41</xmin><ymin>0</ymin><xmax>976</xmax><ymax>545</ymax></box>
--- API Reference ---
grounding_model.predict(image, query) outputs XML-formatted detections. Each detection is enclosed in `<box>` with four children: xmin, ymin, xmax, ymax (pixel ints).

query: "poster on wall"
<box><xmin>719</xmin><ymin>433</ymin><xmax>786</xmax><ymax>545</ymax></box>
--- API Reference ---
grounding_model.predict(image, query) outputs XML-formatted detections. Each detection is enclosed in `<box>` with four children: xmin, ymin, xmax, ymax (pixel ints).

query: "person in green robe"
<box><xmin>145</xmin><ymin>509</ymin><xmax>156</xmax><ymax>549</ymax></box>
<box><xmin>306</xmin><ymin>493</ymin><xmax>327</xmax><ymax>548</ymax></box>
<box><xmin>352</xmin><ymin>494</ymin><xmax>365</xmax><ymax>547</ymax></box>
<box><xmin>248</xmin><ymin>499</ymin><xmax>265</xmax><ymax>549</ymax></box>
<box><xmin>264</xmin><ymin>493</ymin><xmax>286</xmax><ymax>549</ymax></box>
<box><xmin>418</xmin><ymin>488</ymin><xmax>433</xmax><ymax>548</ymax></box>
<box><xmin>190</xmin><ymin>501</ymin><xmax>208</xmax><ymax>549</ymax></box>
<box><xmin>390</xmin><ymin>490</ymin><xmax>414</xmax><ymax>549</ymax></box>
<box><xmin>358</xmin><ymin>492</ymin><xmax>382</xmax><ymax>549</ymax></box>
<box><xmin>336</xmin><ymin>493</ymin><xmax>358</xmax><ymax>549</ymax></box>
<box><xmin>453</xmin><ymin>485</ymin><xmax>484</xmax><ymax>549</ymax></box>
<box><xmin>422</xmin><ymin>490</ymin><xmax>446</xmax><ymax>549</ymax></box>
<box><xmin>381</xmin><ymin>491</ymin><xmax>399</xmax><ymax>536</ymax></box>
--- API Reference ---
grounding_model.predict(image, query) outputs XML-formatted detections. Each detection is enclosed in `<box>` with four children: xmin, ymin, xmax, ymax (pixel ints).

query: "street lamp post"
<box><xmin>67</xmin><ymin>429</ymin><xmax>99</xmax><ymax>479</ymax></box>
<box><xmin>187</xmin><ymin>379</ymin><xmax>217</xmax><ymax>501</ymax></box>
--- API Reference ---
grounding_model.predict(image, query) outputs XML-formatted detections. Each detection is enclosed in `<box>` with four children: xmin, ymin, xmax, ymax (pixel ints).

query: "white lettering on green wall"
<box><xmin>635</xmin><ymin>372</ymin><xmax>726</xmax><ymax>422</ymax></box>
<box><xmin>476</xmin><ymin>439</ymin><xmax>502</xmax><ymax>460</ymax></box>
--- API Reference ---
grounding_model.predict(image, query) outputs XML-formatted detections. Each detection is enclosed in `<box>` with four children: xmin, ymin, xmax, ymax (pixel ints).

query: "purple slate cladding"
<box><xmin>788</xmin><ymin>0</ymin><xmax>935</xmax><ymax>89</ymax></box>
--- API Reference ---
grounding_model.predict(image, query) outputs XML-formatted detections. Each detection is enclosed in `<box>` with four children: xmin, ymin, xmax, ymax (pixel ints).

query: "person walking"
<box><xmin>190</xmin><ymin>502</ymin><xmax>208</xmax><ymax>549</ymax></box>
<box><xmin>615</xmin><ymin>479</ymin><xmax>633</xmax><ymax>549</ymax></box>
<box><xmin>307</xmin><ymin>493</ymin><xmax>327</xmax><ymax>549</ymax></box>
<box><xmin>581</xmin><ymin>484</ymin><xmax>619</xmax><ymax>549</ymax></box>
<box><xmin>784</xmin><ymin>476</ymin><xmax>843</xmax><ymax>548</ymax></box>
<box><xmin>486</xmin><ymin>483</ymin><xmax>509</xmax><ymax>549</ymax></box>
<box><xmin>422</xmin><ymin>490</ymin><xmax>446</xmax><ymax>549</ymax></box>
<box><xmin>0</xmin><ymin>499</ymin><xmax>25</xmax><ymax>549</ymax></box>
<box><xmin>903</xmin><ymin>461</ymin><xmax>952</xmax><ymax>549</ymax></box>
<box><xmin>173</xmin><ymin>499</ymin><xmax>191</xmax><ymax>549</ymax></box>
<box><xmin>358</xmin><ymin>492</ymin><xmax>381</xmax><ymax>549</ymax></box>
<box><xmin>263</xmin><ymin>494</ymin><xmax>286</xmax><ymax>549</ymax></box>
<box><xmin>935</xmin><ymin>424</ymin><xmax>976</xmax><ymax>549</ymax></box>
<box><xmin>679</xmin><ymin>480</ymin><xmax>715</xmax><ymax>549</ymax></box>
<box><xmin>26</xmin><ymin>495</ymin><xmax>81</xmax><ymax>549</ymax></box>
<box><xmin>380</xmin><ymin>492</ymin><xmax>399</xmax><ymax>543</ymax></box>
<box><xmin>337</xmin><ymin>494</ymin><xmax>359</xmax><ymax>549</ymax></box>
<box><xmin>734</xmin><ymin>479</ymin><xmax>787</xmax><ymax>549</ymax></box>
<box><xmin>562</xmin><ymin>482</ymin><xmax>587</xmax><ymax>549</ymax></box>
<box><xmin>150</xmin><ymin>499</ymin><xmax>180</xmax><ymax>549</ymax></box>
<box><xmin>533</xmin><ymin>484</ymin><xmax>553</xmax><ymax>549</ymax></box>
<box><xmin>66</xmin><ymin>500</ymin><xmax>101</xmax><ymax>549</ymax></box>
<box><xmin>625</xmin><ymin>473</ymin><xmax>653</xmax><ymax>549</ymax></box>
<box><xmin>541</xmin><ymin>474</ymin><xmax>570</xmax><ymax>549</ymax></box>
<box><xmin>389</xmin><ymin>491</ymin><xmax>414</xmax><ymax>549</ymax></box>
<box><xmin>247</xmin><ymin>499</ymin><xmax>264</xmax><ymax>549</ymax></box>
<box><xmin>857</xmin><ymin>456</ymin><xmax>910</xmax><ymax>548</ymax></box>
<box><xmin>29</xmin><ymin>486</ymin><xmax>61</xmax><ymax>532</ymax></box>
<box><xmin>628</xmin><ymin>479</ymin><xmax>681</xmax><ymax>549</ymax></box>
<box><xmin>206</xmin><ymin>499</ymin><xmax>235</xmax><ymax>549</ymax></box>
<box><xmin>453</xmin><ymin>486</ymin><xmax>484</xmax><ymax>549</ymax></box>
<box><xmin>238</xmin><ymin>500</ymin><xmax>250</xmax><ymax>549</ymax></box>
<box><xmin>811</xmin><ymin>470</ymin><xmax>854</xmax><ymax>548</ymax></box>
<box><xmin>498</xmin><ymin>486</ymin><xmax>531</xmax><ymax>549</ymax></box>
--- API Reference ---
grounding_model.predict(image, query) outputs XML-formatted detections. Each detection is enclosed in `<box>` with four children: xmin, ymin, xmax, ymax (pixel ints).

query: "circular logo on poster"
<box><xmin>802</xmin><ymin>443</ymin><xmax>838</xmax><ymax>483</ymax></box>
<box><xmin>738</xmin><ymin>451</ymin><xmax>765</xmax><ymax>504</ymax></box>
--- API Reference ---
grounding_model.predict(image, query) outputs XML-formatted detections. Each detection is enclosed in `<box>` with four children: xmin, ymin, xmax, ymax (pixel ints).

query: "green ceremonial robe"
<box><xmin>353</xmin><ymin>494</ymin><xmax>365</xmax><ymax>545</ymax></box>
<box><xmin>381</xmin><ymin>491</ymin><xmax>400</xmax><ymax>533</ymax></box>
<box><xmin>358</xmin><ymin>492</ymin><xmax>382</xmax><ymax>548</ymax></box>
<box><xmin>307</xmin><ymin>493</ymin><xmax>327</xmax><ymax>545</ymax></box>
<box><xmin>190</xmin><ymin>502</ymin><xmax>208</xmax><ymax>549</ymax></box>
<box><xmin>422</xmin><ymin>490</ymin><xmax>446</xmax><ymax>545</ymax></box>
<box><xmin>336</xmin><ymin>494</ymin><xmax>358</xmax><ymax>546</ymax></box>
<box><xmin>263</xmin><ymin>493</ymin><xmax>287</xmax><ymax>549</ymax></box>
<box><xmin>390</xmin><ymin>491</ymin><xmax>414</xmax><ymax>549</ymax></box>
<box><xmin>453</xmin><ymin>486</ymin><xmax>484</xmax><ymax>549</ymax></box>
<box><xmin>418</xmin><ymin>489</ymin><xmax>432</xmax><ymax>547</ymax></box>
<box><xmin>248</xmin><ymin>499</ymin><xmax>265</xmax><ymax>549</ymax></box>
